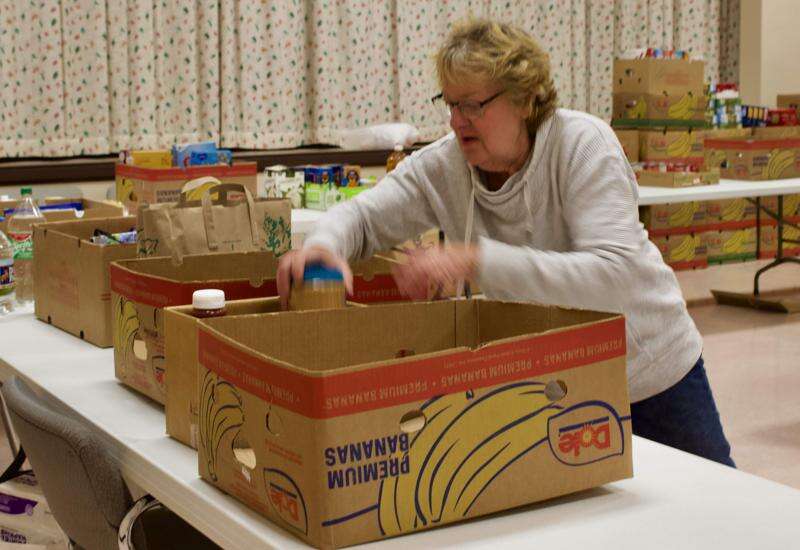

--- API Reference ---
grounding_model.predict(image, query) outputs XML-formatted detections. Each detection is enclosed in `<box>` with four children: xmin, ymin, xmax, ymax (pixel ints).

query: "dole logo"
<box><xmin>264</xmin><ymin>469</ymin><xmax>308</xmax><ymax>535</ymax></box>
<box><xmin>548</xmin><ymin>402</ymin><xmax>625</xmax><ymax>466</ymax></box>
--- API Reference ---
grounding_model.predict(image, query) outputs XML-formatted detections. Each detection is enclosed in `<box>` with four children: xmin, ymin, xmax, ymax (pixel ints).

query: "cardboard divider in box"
<box><xmin>704</xmin><ymin>137</ymin><xmax>800</xmax><ymax>180</ymax></box>
<box><xmin>164</xmin><ymin>297</ymin><xmax>369</xmax><ymax>449</ymax></box>
<box><xmin>636</xmin><ymin>169</ymin><xmax>719</xmax><ymax>188</ymax></box>
<box><xmin>702</xmin><ymin>227</ymin><xmax>758</xmax><ymax>264</ymax></box>
<box><xmin>115</xmin><ymin>162</ymin><xmax>258</xmax><ymax>213</ymax></box>
<box><xmin>32</xmin><ymin>217</ymin><xmax>138</xmax><ymax>347</ymax></box>
<box><xmin>639</xmin><ymin>201</ymin><xmax>707</xmax><ymax>236</ymax></box>
<box><xmin>196</xmin><ymin>300</ymin><xmax>632</xmax><ymax>548</ymax></box>
<box><xmin>650</xmin><ymin>233</ymin><xmax>707</xmax><ymax>270</ymax></box>
<box><xmin>110</xmin><ymin>252</ymin><xmax>403</xmax><ymax>405</ymax></box>
<box><xmin>758</xmin><ymin>224</ymin><xmax>800</xmax><ymax>259</ymax></box>
<box><xmin>0</xmin><ymin>198</ymin><xmax>125</xmax><ymax>234</ymax></box>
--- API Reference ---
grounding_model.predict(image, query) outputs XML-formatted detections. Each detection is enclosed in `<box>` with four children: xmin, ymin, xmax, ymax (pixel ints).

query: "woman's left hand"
<box><xmin>391</xmin><ymin>244</ymin><xmax>479</xmax><ymax>300</ymax></box>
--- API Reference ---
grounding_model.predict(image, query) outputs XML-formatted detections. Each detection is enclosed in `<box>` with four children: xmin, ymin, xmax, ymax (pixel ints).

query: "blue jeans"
<box><xmin>631</xmin><ymin>357</ymin><xmax>736</xmax><ymax>467</ymax></box>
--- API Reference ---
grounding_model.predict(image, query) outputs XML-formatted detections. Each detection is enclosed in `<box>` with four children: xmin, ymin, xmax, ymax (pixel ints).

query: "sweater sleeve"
<box><xmin>476</xmin><ymin>129</ymin><xmax>646</xmax><ymax>313</ymax></box>
<box><xmin>303</xmin><ymin>156</ymin><xmax>440</xmax><ymax>261</ymax></box>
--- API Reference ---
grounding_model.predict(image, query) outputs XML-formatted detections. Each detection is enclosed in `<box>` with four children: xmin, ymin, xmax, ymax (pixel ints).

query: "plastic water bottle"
<box><xmin>0</xmin><ymin>229</ymin><xmax>14</xmax><ymax>314</ymax></box>
<box><xmin>7</xmin><ymin>188</ymin><xmax>45</xmax><ymax>305</ymax></box>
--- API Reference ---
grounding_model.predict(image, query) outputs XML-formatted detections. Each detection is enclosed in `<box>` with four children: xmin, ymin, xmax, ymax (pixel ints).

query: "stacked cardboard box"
<box><xmin>640</xmin><ymin>202</ymin><xmax>708</xmax><ymax>269</ymax></box>
<box><xmin>612</xmin><ymin>58</ymin><xmax>707</xmax><ymax>129</ymax></box>
<box><xmin>757</xmin><ymin>193</ymin><xmax>800</xmax><ymax>259</ymax></box>
<box><xmin>704</xmin><ymin>138</ymin><xmax>800</xmax><ymax>180</ymax></box>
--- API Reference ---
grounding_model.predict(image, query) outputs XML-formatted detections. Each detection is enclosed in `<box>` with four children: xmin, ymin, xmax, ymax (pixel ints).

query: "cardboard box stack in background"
<box><xmin>703</xmin><ymin>227</ymin><xmax>758</xmax><ymax>264</ymax></box>
<box><xmin>613</xmin><ymin>129</ymin><xmax>639</xmax><ymax>163</ymax></box>
<box><xmin>757</xmin><ymin>193</ymin><xmax>800</xmax><ymax>259</ymax></box>
<box><xmin>639</xmin><ymin>129</ymin><xmax>705</xmax><ymax>169</ymax></box>
<box><xmin>33</xmin><ymin>217</ymin><xmax>138</xmax><ymax>347</ymax></box>
<box><xmin>640</xmin><ymin>201</ymin><xmax>708</xmax><ymax>270</ymax></box>
<box><xmin>162</xmin><ymin>255</ymin><xmax>401</xmax><ymax>449</ymax></box>
<box><xmin>612</xmin><ymin>57</ymin><xmax>707</xmax><ymax>129</ymax></box>
<box><xmin>778</xmin><ymin>94</ymin><xmax>800</xmax><ymax>120</ymax></box>
<box><xmin>196</xmin><ymin>300</ymin><xmax>632</xmax><ymax>548</ymax></box>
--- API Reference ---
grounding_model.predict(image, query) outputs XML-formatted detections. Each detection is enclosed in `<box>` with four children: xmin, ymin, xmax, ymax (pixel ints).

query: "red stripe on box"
<box><xmin>109</xmin><ymin>263</ymin><xmax>277</xmax><ymax>308</ymax></box>
<box><xmin>199</xmin><ymin>316</ymin><xmax>626</xmax><ymax>419</ymax></box>
<box><xmin>705</xmin><ymin>138</ymin><xmax>800</xmax><ymax>150</ymax></box>
<box><xmin>350</xmin><ymin>273</ymin><xmax>402</xmax><ymax>303</ymax></box>
<box><xmin>115</xmin><ymin>163</ymin><xmax>256</xmax><ymax>181</ymax></box>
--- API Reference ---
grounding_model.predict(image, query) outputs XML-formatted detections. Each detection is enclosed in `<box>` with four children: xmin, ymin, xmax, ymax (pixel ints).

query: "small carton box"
<box><xmin>639</xmin><ymin>129</ymin><xmax>705</xmax><ymax>164</ymax></box>
<box><xmin>612</xmin><ymin>92</ymin><xmax>708</xmax><ymax>128</ymax></box>
<box><xmin>704</xmin><ymin>138</ymin><xmax>800</xmax><ymax>180</ymax></box>
<box><xmin>650</xmin><ymin>233</ymin><xmax>707</xmax><ymax>270</ymax></box>
<box><xmin>33</xmin><ymin>217</ymin><xmax>138</xmax><ymax>347</ymax></box>
<box><xmin>636</xmin><ymin>169</ymin><xmax>719</xmax><ymax>188</ymax></box>
<box><xmin>758</xmin><ymin>224</ymin><xmax>800</xmax><ymax>259</ymax></box>
<box><xmin>130</xmin><ymin>150</ymin><xmax>173</xmax><ymax>168</ymax></box>
<box><xmin>640</xmin><ymin>202</ymin><xmax>707</xmax><ymax>235</ymax></box>
<box><xmin>113</xmin><ymin>252</ymin><xmax>405</xmax><ymax>405</ymax></box>
<box><xmin>613</xmin><ymin>58</ymin><xmax>705</xmax><ymax>96</ymax></box>
<box><xmin>613</xmin><ymin>129</ymin><xmax>639</xmax><ymax>163</ymax></box>
<box><xmin>705</xmin><ymin>198</ymin><xmax>757</xmax><ymax>229</ymax></box>
<box><xmin>0</xmin><ymin>198</ymin><xmax>125</xmax><ymax>234</ymax></box>
<box><xmin>115</xmin><ymin>162</ymin><xmax>258</xmax><ymax>213</ymax></box>
<box><xmin>196</xmin><ymin>300</ymin><xmax>632</xmax><ymax>548</ymax></box>
<box><xmin>704</xmin><ymin>227</ymin><xmax>758</xmax><ymax>264</ymax></box>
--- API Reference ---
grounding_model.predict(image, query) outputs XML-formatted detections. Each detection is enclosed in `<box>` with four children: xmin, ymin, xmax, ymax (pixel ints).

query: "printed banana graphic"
<box><xmin>721</xmin><ymin>199</ymin><xmax>745</xmax><ymax>222</ymax></box>
<box><xmin>379</xmin><ymin>383</ymin><xmax>562</xmax><ymax>535</ymax></box>
<box><xmin>183</xmin><ymin>181</ymin><xmax>220</xmax><ymax>201</ymax></box>
<box><xmin>626</xmin><ymin>96</ymin><xmax>648</xmax><ymax>119</ymax></box>
<box><xmin>668</xmin><ymin>93</ymin><xmax>695</xmax><ymax>120</ymax></box>
<box><xmin>668</xmin><ymin>202</ymin><xmax>697</xmax><ymax>227</ymax></box>
<box><xmin>114</xmin><ymin>297</ymin><xmax>140</xmax><ymax>368</ymax></box>
<box><xmin>706</xmin><ymin>149</ymin><xmax>728</xmax><ymax>169</ymax></box>
<box><xmin>669</xmin><ymin>235</ymin><xmax>698</xmax><ymax>263</ymax></box>
<box><xmin>722</xmin><ymin>230</ymin><xmax>748</xmax><ymax>255</ymax></box>
<box><xmin>666</xmin><ymin>132</ymin><xmax>693</xmax><ymax>158</ymax></box>
<box><xmin>766</xmin><ymin>149</ymin><xmax>795</xmax><ymax>179</ymax></box>
<box><xmin>200</xmin><ymin>371</ymin><xmax>245</xmax><ymax>482</ymax></box>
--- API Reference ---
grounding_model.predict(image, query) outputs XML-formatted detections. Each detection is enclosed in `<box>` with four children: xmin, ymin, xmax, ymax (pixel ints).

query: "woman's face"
<box><xmin>442</xmin><ymin>80</ymin><xmax>531</xmax><ymax>174</ymax></box>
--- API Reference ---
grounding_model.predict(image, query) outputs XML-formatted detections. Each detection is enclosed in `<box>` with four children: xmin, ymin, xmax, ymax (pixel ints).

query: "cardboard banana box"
<box><xmin>704</xmin><ymin>138</ymin><xmax>800</xmax><ymax>180</ymax></box>
<box><xmin>758</xmin><ymin>224</ymin><xmax>800</xmax><ymax>259</ymax></box>
<box><xmin>639</xmin><ymin>129</ymin><xmax>705</xmax><ymax>165</ymax></box>
<box><xmin>197</xmin><ymin>300</ymin><xmax>632</xmax><ymax>548</ymax></box>
<box><xmin>613</xmin><ymin>129</ymin><xmax>639</xmax><ymax>163</ymax></box>
<box><xmin>640</xmin><ymin>201</ymin><xmax>707</xmax><ymax>235</ymax></box>
<box><xmin>613</xmin><ymin>58</ymin><xmax>705</xmax><ymax>96</ymax></box>
<box><xmin>33</xmin><ymin>217</ymin><xmax>137</xmax><ymax>347</ymax></box>
<box><xmin>650</xmin><ymin>233</ymin><xmax>708</xmax><ymax>270</ymax></box>
<box><xmin>111</xmin><ymin>252</ymin><xmax>403</xmax><ymax>405</ymax></box>
<box><xmin>115</xmin><ymin>162</ymin><xmax>258</xmax><ymax>213</ymax></box>
<box><xmin>704</xmin><ymin>228</ymin><xmax>757</xmax><ymax>264</ymax></box>
<box><xmin>759</xmin><ymin>194</ymin><xmax>800</xmax><ymax>221</ymax></box>
<box><xmin>612</xmin><ymin>92</ymin><xmax>708</xmax><ymax>128</ymax></box>
<box><xmin>705</xmin><ymin>198</ymin><xmax>757</xmax><ymax>229</ymax></box>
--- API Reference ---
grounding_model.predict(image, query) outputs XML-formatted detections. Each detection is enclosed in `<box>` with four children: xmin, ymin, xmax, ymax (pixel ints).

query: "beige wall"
<box><xmin>740</xmin><ymin>0</ymin><xmax>800</xmax><ymax>107</ymax></box>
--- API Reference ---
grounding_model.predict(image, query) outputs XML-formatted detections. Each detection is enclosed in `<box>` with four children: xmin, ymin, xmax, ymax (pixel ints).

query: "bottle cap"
<box><xmin>20</xmin><ymin>188</ymin><xmax>32</xmax><ymax>196</ymax></box>
<box><xmin>193</xmin><ymin>289</ymin><xmax>225</xmax><ymax>310</ymax></box>
<box><xmin>303</xmin><ymin>264</ymin><xmax>344</xmax><ymax>282</ymax></box>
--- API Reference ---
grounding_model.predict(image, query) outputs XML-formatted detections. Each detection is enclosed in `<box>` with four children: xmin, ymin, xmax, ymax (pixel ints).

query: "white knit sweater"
<box><xmin>305</xmin><ymin>108</ymin><xmax>703</xmax><ymax>402</ymax></box>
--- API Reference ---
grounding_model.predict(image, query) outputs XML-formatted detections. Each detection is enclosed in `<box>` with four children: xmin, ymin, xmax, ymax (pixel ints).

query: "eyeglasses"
<box><xmin>431</xmin><ymin>90</ymin><xmax>504</xmax><ymax>120</ymax></box>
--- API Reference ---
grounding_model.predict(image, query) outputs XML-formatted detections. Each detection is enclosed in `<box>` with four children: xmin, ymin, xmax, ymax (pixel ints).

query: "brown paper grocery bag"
<box><xmin>138</xmin><ymin>180</ymin><xmax>291</xmax><ymax>261</ymax></box>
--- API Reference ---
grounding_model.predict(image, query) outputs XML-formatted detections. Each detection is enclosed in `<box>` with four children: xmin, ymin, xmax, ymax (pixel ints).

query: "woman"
<box><xmin>277</xmin><ymin>19</ymin><xmax>734</xmax><ymax>467</ymax></box>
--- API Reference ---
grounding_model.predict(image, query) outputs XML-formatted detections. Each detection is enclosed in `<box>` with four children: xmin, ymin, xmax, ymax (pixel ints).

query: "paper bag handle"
<box><xmin>200</xmin><ymin>183</ymin><xmax>260</xmax><ymax>251</ymax></box>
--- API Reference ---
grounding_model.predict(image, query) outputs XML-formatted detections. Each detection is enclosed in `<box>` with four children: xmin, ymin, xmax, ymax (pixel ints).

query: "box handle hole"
<box><xmin>232</xmin><ymin>434</ymin><xmax>257</xmax><ymax>470</ymax></box>
<box><xmin>399</xmin><ymin>410</ymin><xmax>426</xmax><ymax>434</ymax></box>
<box><xmin>545</xmin><ymin>380</ymin><xmax>568</xmax><ymax>402</ymax></box>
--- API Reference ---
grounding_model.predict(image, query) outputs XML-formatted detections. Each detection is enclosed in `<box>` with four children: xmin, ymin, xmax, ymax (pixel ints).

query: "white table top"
<box><xmin>638</xmin><ymin>177</ymin><xmax>800</xmax><ymax>205</ymax></box>
<box><xmin>1</xmin><ymin>313</ymin><xmax>800</xmax><ymax>549</ymax></box>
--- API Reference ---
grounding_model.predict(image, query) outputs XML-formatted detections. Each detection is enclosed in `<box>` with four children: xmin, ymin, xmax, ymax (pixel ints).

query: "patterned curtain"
<box><xmin>0</xmin><ymin>0</ymin><xmax>740</xmax><ymax>158</ymax></box>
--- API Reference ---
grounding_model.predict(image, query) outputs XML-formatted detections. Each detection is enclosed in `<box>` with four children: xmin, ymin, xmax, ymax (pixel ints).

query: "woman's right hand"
<box><xmin>277</xmin><ymin>246</ymin><xmax>354</xmax><ymax>310</ymax></box>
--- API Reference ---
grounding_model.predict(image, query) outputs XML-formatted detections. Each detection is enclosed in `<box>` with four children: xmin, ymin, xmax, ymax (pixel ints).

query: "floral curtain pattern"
<box><xmin>0</xmin><ymin>0</ymin><xmax>739</xmax><ymax>158</ymax></box>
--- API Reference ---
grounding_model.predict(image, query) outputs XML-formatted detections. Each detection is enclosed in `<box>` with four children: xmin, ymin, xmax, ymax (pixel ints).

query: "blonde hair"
<box><xmin>435</xmin><ymin>19</ymin><xmax>558</xmax><ymax>134</ymax></box>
